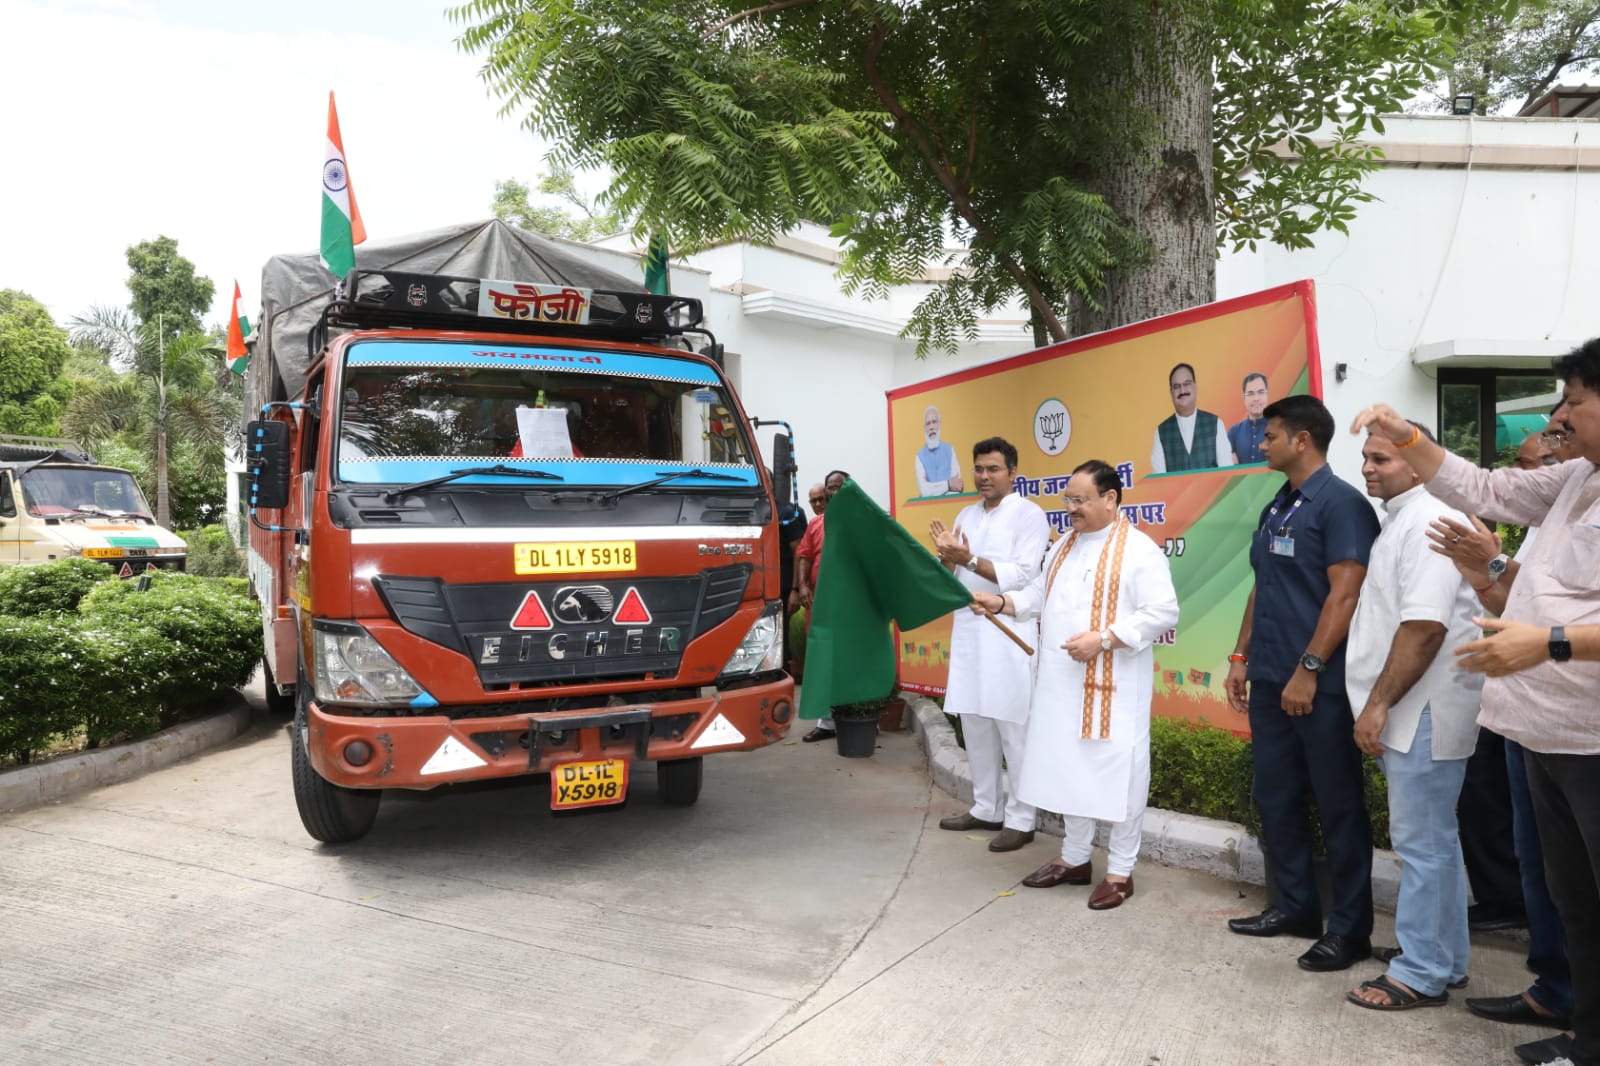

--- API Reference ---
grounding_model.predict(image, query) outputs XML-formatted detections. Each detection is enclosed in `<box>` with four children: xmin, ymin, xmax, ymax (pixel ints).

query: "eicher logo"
<box><xmin>552</xmin><ymin>586</ymin><xmax>615</xmax><ymax>624</ymax></box>
<box><xmin>1034</xmin><ymin>397</ymin><xmax>1071</xmax><ymax>456</ymax></box>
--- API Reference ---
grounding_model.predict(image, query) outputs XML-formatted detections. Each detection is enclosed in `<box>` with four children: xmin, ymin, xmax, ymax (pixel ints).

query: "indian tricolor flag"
<box><xmin>319</xmin><ymin>91</ymin><xmax>366</xmax><ymax>279</ymax></box>
<box><xmin>226</xmin><ymin>281</ymin><xmax>251</xmax><ymax>376</ymax></box>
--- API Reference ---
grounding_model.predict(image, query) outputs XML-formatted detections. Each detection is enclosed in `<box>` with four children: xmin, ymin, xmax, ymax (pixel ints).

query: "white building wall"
<box><xmin>1218</xmin><ymin>114</ymin><xmax>1600</xmax><ymax>480</ymax></box>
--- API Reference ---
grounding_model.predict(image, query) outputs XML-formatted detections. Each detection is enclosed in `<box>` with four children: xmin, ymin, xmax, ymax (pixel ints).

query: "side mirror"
<box><xmin>246</xmin><ymin>420</ymin><xmax>293</xmax><ymax>509</ymax></box>
<box><xmin>772</xmin><ymin>432</ymin><xmax>796</xmax><ymax>501</ymax></box>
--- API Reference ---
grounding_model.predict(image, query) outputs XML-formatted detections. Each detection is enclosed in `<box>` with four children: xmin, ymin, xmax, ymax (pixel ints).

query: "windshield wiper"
<box><xmin>383</xmin><ymin>464</ymin><xmax>564</xmax><ymax>502</ymax></box>
<box><xmin>599</xmin><ymin>468</ymin><xmax>746</xmax><ymax>503</ymax></box>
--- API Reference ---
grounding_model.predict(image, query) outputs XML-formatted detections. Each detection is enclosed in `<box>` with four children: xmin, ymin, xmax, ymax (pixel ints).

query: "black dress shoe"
<box><xmin>1297</xmin><ymin>932</ymin><xmax>1372</xmax><ymax>972</ymax></box>
<box><xmin>1227</xmin><ymin>907</ymin><xmax>1322</xmax><ymax>939</ymax></box>
<box><xmin>1514</xmin><ymin>1033</ymin><xmax>1574</xmax><ymax>1065</ymax></box>
<box><xmin>1466</xmin><ymin>992</ymin><xmax>1571</xmax><ymax>1029</ymax></box>
<box><xmin>1468</xmin><ymin>901</ymin><xmax>1528</xmax><ymax>931</ymax></box>
<box><xmin>800</xmin><ymin>726</ymin><xmax>836</xmax><ymax>743</ymax></box>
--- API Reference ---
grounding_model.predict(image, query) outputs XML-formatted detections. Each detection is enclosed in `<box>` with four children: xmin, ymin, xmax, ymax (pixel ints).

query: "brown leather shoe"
<box><xmin>1087</xmin><ymin>877</ymin><xmax>1134</xmax><ymax>910</ymax></box>
<box><xmin>938</xmin><ymin>812</ymin><xmax>1004</xmax><ymax>831</ymax></box>
<box><xmin>1021</xmin><ymin>860</ymin><xmax>1093</xmax><ymax>888</ymax></box>
<box><xmin>988</xmin><ymin>828</ymin><xmax>1035</xmax><ymax>852</ymax></box>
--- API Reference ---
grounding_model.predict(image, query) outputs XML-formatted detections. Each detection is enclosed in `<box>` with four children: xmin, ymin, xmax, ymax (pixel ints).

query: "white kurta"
<box><xmin>942</xmin><ymin>493</ymin><xmax>1051</xmax><ymax>724</ymax></box>
<box><xmin>1010</xmin><ymin>522</ymin><xmax>1180</xmax><ymax>822</ymax></box>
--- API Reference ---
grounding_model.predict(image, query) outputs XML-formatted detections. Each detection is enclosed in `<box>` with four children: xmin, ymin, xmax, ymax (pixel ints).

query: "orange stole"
<box><xmin>1042</xmin><ymin>518</ymin><xmax>1132</xmax><ymax>740</ymax></box>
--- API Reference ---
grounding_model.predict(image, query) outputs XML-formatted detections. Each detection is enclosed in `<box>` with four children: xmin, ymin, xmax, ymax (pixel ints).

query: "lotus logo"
<box><xmin>1033</xmin><ymin>397</ymin><xmax>1071</xmax><ymax>456</ymax></box>
<box><xmin>552</xmin><ymin>585</ymin><xmax>615</xmax><ymax>624</ymax></box>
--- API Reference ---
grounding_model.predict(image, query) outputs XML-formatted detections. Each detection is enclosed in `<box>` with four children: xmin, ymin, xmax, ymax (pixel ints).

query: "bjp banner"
<box><xmin>888</xmin><ymin>281</ymin><xmax>1323</xmax><ymax>736</ymax></box>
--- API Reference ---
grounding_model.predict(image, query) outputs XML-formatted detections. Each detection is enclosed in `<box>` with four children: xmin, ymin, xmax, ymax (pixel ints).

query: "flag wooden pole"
<box><xmin>979</xmin><ymin>607</ymin><xmax>1034</xmax><ymax>655</ymax></box>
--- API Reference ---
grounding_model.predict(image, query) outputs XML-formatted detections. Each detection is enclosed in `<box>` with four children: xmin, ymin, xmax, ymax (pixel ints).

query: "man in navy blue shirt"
<box><xmin>1224</xmin><ymin>395</ymin><xmax>1381</xmax><ymax>973</ymax></box>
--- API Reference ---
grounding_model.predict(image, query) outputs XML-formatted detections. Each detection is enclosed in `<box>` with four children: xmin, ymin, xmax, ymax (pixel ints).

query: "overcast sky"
<box><xmin>0</xmin><ymin>0</ymin><xmax>565</xmax><ymax>330</ymax></box>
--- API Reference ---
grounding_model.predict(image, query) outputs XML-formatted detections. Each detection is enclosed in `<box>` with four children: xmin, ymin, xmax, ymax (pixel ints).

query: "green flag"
<box><xmin>798</xmin><ymin>481</ymin><xmax>973</xmax><ymax>719</ymax></box>
<box><xmin>642</xmin><ymin>233</ymin><xmax>670</xmax><ymax>295</ymax></box>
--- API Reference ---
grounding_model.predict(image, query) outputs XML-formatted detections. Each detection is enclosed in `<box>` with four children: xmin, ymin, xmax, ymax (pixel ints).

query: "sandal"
<box><xmin>1345</xmin><ymin>973</ymin><xmax>1449</xmax><ymax>1011</ymax></box>
<box><xmin>1372</xmin><ymin>946</ymin><xmax>1469</xmax><ymax>988</ymax></box>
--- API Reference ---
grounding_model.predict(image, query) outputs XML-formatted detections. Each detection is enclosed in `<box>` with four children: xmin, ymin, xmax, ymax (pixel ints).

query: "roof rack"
<box><xmin>0</xmin><ymin>435</ymin><xmax>95</xmax><ymax>465</ymax></box>
<box><xmin>309</xmin><ymin>269</ymin><xmax>704</xmax><ymax>359</ymax></box>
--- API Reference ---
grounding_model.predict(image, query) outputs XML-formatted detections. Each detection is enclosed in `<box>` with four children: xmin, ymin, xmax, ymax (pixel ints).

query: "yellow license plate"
<box><xmin>550</xmin><ymin>758</ymin><xmax>630</xmax><ymax>810</ymax></box>
<box><xmin>514</xmin><ymin>541</ymin><xmax>637</xmax><ymax>575</ymax></box>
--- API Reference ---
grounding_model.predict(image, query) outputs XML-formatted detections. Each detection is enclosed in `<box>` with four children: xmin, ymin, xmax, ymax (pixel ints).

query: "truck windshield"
<box><xmin>21</xmin><ymin>466</ymin><xmax>153</xmax><ymax>518</ymax></box>
<box><xmin>336</xmin><ymin>341</ymin><xmax>757</xmax><ymax>486</ymax></box>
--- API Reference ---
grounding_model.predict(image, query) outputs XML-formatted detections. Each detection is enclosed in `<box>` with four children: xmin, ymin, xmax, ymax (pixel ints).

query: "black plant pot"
<box><xmin>834</xmin><ymin>717</ymin><xmax>878</xmax><ymax>758</ymax></box>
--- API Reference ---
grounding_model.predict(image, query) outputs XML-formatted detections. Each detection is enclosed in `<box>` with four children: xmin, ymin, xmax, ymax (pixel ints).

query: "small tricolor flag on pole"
<box><xmin>226</xmin><ymin>281</ymin><xmax>251</xmax><ymax>376</ymax></box>
<box><xmin>319</xmin><ymin>91</ymin><xmax>366</xmax><ymax>280</ymax></box>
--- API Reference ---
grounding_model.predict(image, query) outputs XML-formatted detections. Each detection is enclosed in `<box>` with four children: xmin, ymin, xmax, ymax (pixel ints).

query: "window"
<box><xmin>1436</xmin><ymin>368</ymin><xmax>1556</xmax><ymax>468</ymax></box>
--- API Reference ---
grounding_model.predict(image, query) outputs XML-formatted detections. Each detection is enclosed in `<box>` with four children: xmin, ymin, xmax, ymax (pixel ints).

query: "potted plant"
<box><xmin>830</xmin><ymin>696</ymin><xmax>889</xmax><ymax>758</ymax></box>
<box><xmin>878</xmin><ymin>694</ymin><xmax>909</xmax><ymax>732</ymax></box>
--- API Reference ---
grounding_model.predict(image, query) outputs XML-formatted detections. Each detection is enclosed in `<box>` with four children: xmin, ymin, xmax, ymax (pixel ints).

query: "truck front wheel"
<box><xmin>290</xmin><ymin>668</ymin><xmax>381</xmax><ymax>843</ymax></box>
<box><xmin>656</xmin><ymin>756</ymin><xmax>703</xmax><ymax>807</ymax></box>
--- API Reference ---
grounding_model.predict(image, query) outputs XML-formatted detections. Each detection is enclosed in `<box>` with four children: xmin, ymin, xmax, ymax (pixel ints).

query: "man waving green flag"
<box><xmin>798</xmin><ymin>480</ymin><xmax>974</xmax><ymax>719</ymax></box>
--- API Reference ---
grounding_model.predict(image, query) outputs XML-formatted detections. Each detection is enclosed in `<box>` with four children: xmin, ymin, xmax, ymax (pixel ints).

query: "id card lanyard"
<box><xmin>1261</xmin><ymin>491</ymin><xmax>1305</xmax><ymax>557</ymax></box>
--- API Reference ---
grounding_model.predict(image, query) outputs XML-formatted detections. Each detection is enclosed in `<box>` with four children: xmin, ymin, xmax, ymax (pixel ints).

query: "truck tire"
<box><xmin>290</xmin><ymin>666</ymin><xmax>381</xmax><ymax>843</ymax></box>
<box><xmin>261</xmin><ymin>656</ymin><xmax>295</xmax><ymax>716</ymax></box>
<box><xmin>656</xmin><ymin>756</ymin><xmax>703</xmax><ymax>807</ymax></box>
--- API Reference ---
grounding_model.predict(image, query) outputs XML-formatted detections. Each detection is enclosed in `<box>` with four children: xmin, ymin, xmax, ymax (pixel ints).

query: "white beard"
<box><xmin>925</xmin><ymin>431</ymin><xmax>941</xmax><ymax>449</ymax></box>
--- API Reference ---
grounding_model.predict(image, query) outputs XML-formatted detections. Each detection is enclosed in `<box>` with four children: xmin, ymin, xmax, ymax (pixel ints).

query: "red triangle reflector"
<box><xmin>613</xmin><ymin>586</ymin><xmax>652</xmax><ymax>625</ymax></box>
<box><xmin>510</xmin><ymin>591</ymin><xmax>553</xmax><ymax>630</ymax></box>
<box><xmin>118</xmin><ymin>562</ymin><xmax>134</xmax><ymax>577</ymax></box>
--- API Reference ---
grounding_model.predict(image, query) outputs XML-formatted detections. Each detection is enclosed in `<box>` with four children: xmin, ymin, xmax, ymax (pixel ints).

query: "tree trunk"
<box><xmin>156</xmin><ymin>426</ymin><xmax>170</xmax><ymax>529</ymax></box>
<box><xmin>1069</xmin><ymin>23</ymin><xmax>1215</xmax><ymax>337</ymax></box>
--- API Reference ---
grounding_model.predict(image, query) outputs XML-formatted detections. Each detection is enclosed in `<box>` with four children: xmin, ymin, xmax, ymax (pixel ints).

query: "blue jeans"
<box><xmin>1382</xmin><ymin>708</ymin><xmax>1470</xmax><ymax>997</ymax></box>
<box><xmin>1507</xmin><ymin>738</ymin><xmax>1575</xmax><ymax>1018</ymax></box>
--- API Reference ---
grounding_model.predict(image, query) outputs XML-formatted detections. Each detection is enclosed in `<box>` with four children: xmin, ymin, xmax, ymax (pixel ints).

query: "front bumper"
<box><xmin>304</xmin><ymin>676</ymin><xmax>794</xmax><ymax>789</ymax></box>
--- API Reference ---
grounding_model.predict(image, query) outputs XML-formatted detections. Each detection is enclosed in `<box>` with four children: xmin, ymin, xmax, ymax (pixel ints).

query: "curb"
<box><xmin>906</xmin><ymin>695</ymin><xmax>1402</xmax><ymax>913</ymax></box>
<box><xmin>0</xmin><ymin>692</ymin><xmax>257</xmax><ymax>814</ymax></box>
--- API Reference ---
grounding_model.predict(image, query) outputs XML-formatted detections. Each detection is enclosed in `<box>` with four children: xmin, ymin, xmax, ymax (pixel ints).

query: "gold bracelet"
<box><xmin>1396</xmin><ymin>425</ymin><xmax>1422</xmax><ymax>449</ymax></box>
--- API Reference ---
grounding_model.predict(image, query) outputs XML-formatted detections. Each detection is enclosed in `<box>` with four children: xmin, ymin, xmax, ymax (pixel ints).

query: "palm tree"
<box><xmin>66</xmin><ymin>307</ymin><xmax>237</xmax><ymax>528</ymax></box>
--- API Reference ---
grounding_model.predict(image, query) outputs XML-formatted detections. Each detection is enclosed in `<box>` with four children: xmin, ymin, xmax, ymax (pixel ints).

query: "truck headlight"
<box><xmin>719</xmin><ymin>602</ymin><xmax>785</xmax><ymax>678</ymax></box>
<box><xmin>313</xmin><ymin>621</ymin><xmax>424</xmax><ymax>705</ymax></box>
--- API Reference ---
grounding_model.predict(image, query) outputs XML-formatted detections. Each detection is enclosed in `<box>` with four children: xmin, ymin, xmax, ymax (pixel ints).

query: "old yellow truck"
<box><xmin>0</xmin><ymin>436</ymin><xmax>187</xmax><ymax>573</ymax></box>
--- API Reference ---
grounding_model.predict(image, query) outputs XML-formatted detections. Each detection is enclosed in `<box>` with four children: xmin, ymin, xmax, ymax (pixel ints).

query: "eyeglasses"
<box><xmin>808</xmin><ymin>495</ymin><xmax>826</xmax><ymax>504</ymax></box>
<box><xmin>1062</xmin><ymin>493</ymin><xmax>1103</xmax><ymax>506</ymax></box>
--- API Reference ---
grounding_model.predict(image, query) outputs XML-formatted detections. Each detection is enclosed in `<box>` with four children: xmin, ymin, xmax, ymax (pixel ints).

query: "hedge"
<box><xmin>0</xmin><ymin>561</ymin><xmax>262</xmax><ymax>764</ymax></box>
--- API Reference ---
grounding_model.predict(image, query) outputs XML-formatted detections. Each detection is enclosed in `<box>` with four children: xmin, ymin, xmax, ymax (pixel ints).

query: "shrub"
<box><xmin>0</xmin><ymin>561</ymin><xmax>263</xmax><ymax>762</ymax></box>
<box><xmin>0</xmin><ymin>557</ymin><xmax>114</xmax><ymax>615</ymax></box>
<box><xmin>83</xmin><ymin>570</ymin><xmax>261</xmax><ymax>721</ymax></box>
<box><xmin>181</xmin><ymin>524</ymin><xmax>246</xmax><ymax>578</ymax></box>
<box><xmin>0</xmin><ymin>616</ymin><xmax>94</xmax><ymax>763</ymax></box>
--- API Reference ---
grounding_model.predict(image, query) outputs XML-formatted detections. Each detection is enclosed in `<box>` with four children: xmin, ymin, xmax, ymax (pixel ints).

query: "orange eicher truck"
<box><xmin>244</xmin><ymin>229</ymin><xmax>795</xmax><ymax>843</ymax></box>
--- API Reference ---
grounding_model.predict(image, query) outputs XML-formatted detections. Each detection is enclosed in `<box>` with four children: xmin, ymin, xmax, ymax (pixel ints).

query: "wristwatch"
<box><xmin>964</xmin><ymin>556</ymin><xmax>980</xmax><ymax>573</ymax></box>
<box><xmin>1299</xmin><ymin>652</ymin><xmax>1326</xmax><ymax>674</ymax></box>
<box><xmin>1550</xmin><ymin>625</ymin><xmax>1573</xmax><ymax>663</ymax></box>
<box><xmin>1487</xmin><ymin>554</ymin><xmax>1510</xmax><ymax>583</ymax></box>
<box><xmin>1099</xmin><ymin>630</ymin><xmax>1113</xmax><ymax>651</ymax></box>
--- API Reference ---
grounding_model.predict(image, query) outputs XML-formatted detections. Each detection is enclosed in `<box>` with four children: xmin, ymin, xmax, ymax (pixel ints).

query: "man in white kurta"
<box><xmin>975</xmin><ymin>461</ymin><xmax>1179</xmax><ymax>908</ymax></box>
<box><xmin>930</xmin><ymin>438</ymin><xmax>1051</xmax><ymax>851</ymax></box>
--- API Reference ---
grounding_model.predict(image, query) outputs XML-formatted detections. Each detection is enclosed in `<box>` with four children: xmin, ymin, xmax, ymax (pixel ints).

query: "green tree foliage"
<box><xmin>453</xmin><ymin>0</ymin><xmax>1511</xmax><ymax>351</ymax></box>
<box><xmin>0</xmin><ymin>289</ymin><xmax>74</xmax><ymax>437</ymax></box>
<box><xmin>1421</xmin><ymin>0</ymin><xmax>1600</xmax><ymax>113</ymax></box>
<box><xmin>65</xmin><ymin>307</ymin><xmax>236</xmax><ymax>529</ymax></box>
<box><xmin>125</xmin><ymin>236</ymin><xmax>216</xmax><ymax>341</ymax></box>
<box><xmin>493</xmin><ymin>164</ymin><xmax>629</xmax><ymax>240</ymax></box>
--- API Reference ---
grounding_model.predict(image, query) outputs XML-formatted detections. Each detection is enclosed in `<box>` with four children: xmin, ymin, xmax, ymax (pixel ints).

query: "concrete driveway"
<box><xmin>0</xmin><ymin>687</ymin><xmax>1537</xmax><ymax>1066</ymax></box>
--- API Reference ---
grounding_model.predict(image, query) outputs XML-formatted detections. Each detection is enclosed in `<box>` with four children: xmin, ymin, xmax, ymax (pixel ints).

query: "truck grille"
<box><xmin>373</xmin><ymin>564</ymin><xmax>752</xmax><ymax>686</ymax></box>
